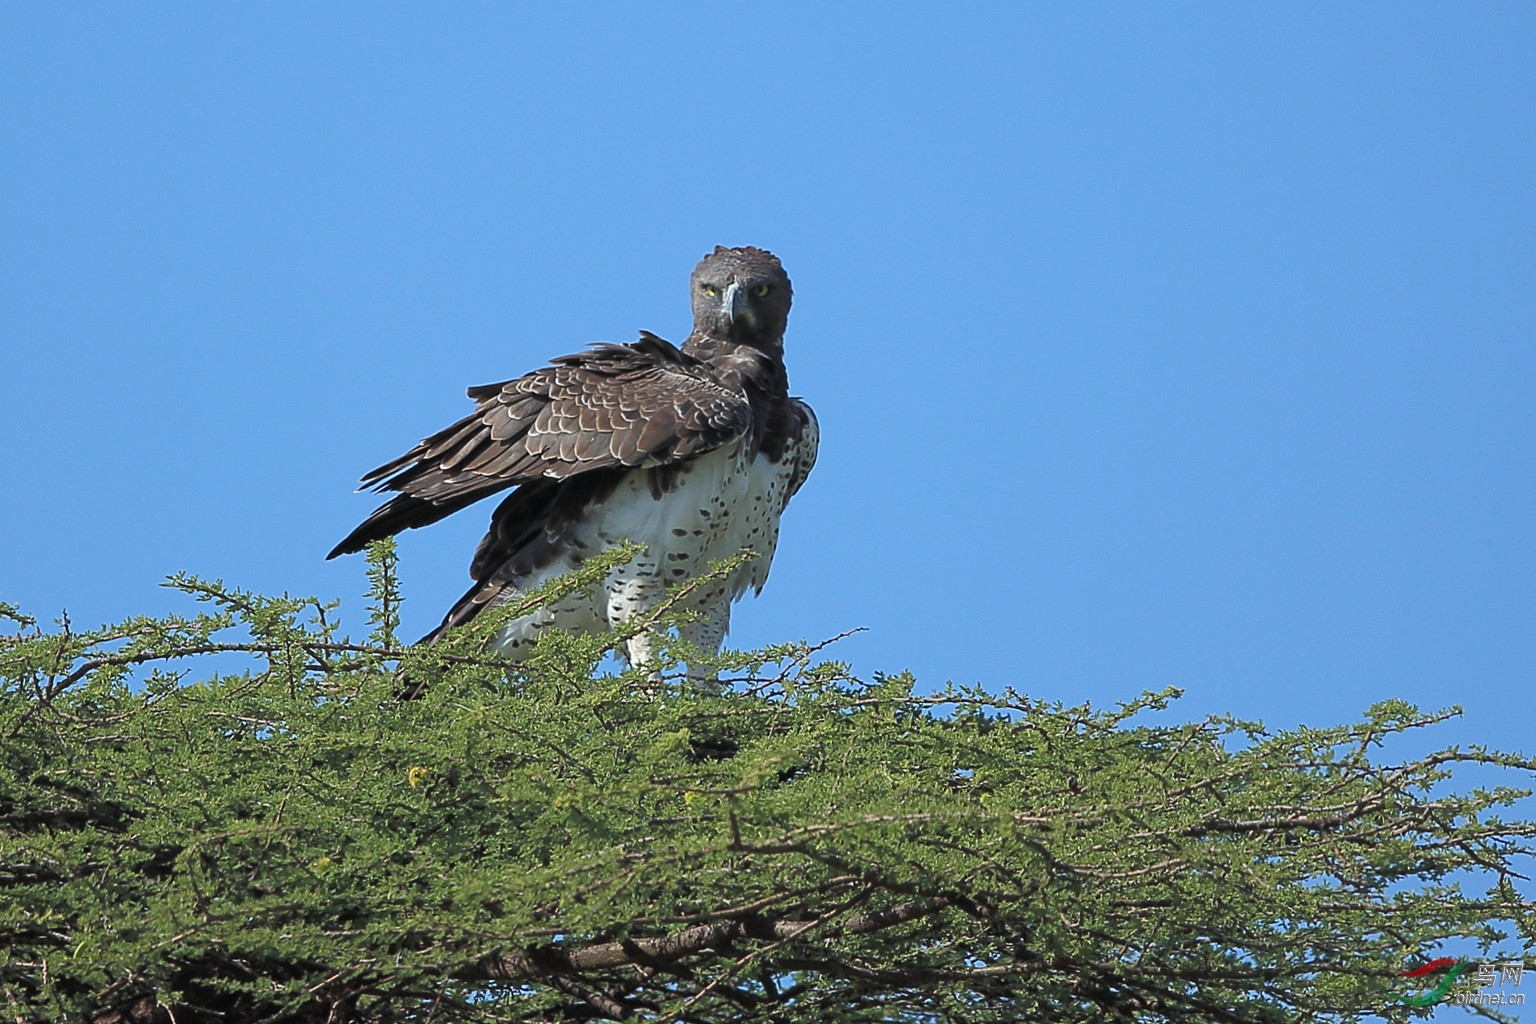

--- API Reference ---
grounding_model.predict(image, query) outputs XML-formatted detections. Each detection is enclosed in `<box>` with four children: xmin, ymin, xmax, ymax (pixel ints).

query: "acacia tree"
<box><xmin>2</xmin><ymin>543</ymin><xmax>1534</xmax><ymax>1023</ymax></box>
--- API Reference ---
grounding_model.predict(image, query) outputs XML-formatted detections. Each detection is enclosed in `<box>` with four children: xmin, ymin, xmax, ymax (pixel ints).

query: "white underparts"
<box><xmin>487</xmin><ymin>435</ymin><xmax>808</xmax><ymax>679</ymax></box>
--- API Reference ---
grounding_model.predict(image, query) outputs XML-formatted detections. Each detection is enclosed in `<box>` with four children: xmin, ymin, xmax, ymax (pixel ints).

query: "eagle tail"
<box><xmin>417</xmin><ymin>577</ymin><xmax>505</xmax><ymax>645</ymax></box>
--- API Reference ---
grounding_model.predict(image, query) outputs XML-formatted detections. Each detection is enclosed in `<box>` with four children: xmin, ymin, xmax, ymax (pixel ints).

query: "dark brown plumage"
<box><xmin>326</xmin><ymin>333</ymin><xmax>752</xmax><ymax>559</ymax></box>
<box><xmin>330</xmin><ymin>245</ymin><xmax>817</xmax><ymax>672</ymax></box>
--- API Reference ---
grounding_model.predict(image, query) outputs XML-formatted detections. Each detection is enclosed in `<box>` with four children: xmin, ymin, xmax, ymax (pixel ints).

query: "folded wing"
<box><xmin>327</xmin><ymin>332</ymin><xmax>751</xmax><ymax>558</ymax></box>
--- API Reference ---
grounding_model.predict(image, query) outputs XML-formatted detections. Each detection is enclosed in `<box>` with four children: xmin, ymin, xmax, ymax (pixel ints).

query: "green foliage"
<box><xmin>365</xmin><ymin>538</ymin><xmax>402</xmax><ymax>650</ymax></box>
<box><xmin>1</xmin><ymin>553</ymin><xmax>1534</xmax><ymax>1023</ymax></box>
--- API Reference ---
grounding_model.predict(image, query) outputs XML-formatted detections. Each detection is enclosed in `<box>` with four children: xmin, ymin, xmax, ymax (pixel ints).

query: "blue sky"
<box><xmin>2</xmin><ymin>6</ymin><xmax>1532</xmax><ymax>763</ymax></box>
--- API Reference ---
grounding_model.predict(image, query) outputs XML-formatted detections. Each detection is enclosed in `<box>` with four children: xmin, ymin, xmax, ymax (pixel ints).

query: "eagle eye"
<box><xmin>753</xmin><ymin>284</ymin><xmax>771</xmax><ymax>297</ymax></box>
<box><xmin>703</xmin><ymin>284</ymin><xmax>719</xmax><ymax>297</ymax></box>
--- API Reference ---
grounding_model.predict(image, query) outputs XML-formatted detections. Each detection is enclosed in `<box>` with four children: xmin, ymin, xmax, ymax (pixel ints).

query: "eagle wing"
<box><xmin>783</xmin><ymin>399</ymin><xmax>819</xmax><ymax>506</ymax></box>
<box><xmin>327</xmin><ymin>332</ymin><xmax>751</xmax><ymax>558</ymax></box>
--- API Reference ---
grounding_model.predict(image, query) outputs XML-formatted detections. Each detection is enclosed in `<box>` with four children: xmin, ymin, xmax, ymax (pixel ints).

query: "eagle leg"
<box><xmin>621</xmin><ymin>630</ymin><xmax>667</xmax><ymax>696</ymax></box>
<box><xmin>677</xmin><ymin>603</ymin><xmax>731</xmax><ymax>693</ymax></box>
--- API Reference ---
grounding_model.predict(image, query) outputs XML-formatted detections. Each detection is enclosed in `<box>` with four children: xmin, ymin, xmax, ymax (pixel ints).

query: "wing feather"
<box><xmin>328</xmin><ymin>333</ymin><xmax>751</xmax><ymax>558</ymax></box>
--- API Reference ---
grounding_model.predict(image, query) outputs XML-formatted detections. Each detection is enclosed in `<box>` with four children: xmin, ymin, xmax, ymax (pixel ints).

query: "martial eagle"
<box><xmin>328</xmin><ymin>246</ymin><xmax>818</xmax><ymax>677</ymax></box>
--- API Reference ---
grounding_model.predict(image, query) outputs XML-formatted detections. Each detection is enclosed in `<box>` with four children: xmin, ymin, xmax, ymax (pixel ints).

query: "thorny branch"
<box><xmin>5</xmin><ymin>568</ymin><xmax>1534</xmax><ymax>1024</ymax></box>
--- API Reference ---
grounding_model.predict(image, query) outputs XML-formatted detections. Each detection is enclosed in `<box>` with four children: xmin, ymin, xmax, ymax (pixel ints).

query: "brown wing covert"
<box><xmin>326</xmin><ymin>333</ymin><xmax>750</xmax><ymax>558</ymax></box>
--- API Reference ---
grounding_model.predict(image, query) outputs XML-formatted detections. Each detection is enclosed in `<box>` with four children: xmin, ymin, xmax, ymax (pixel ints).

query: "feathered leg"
<box><xmin>678</xmin><ymin>602</ymin><xmax>731</xmax><ymax>692</ymax></box>
<box><xmin>605</xmin><ymin>567</ymin><xmax>668</xmax><ymax>689</ymax></box>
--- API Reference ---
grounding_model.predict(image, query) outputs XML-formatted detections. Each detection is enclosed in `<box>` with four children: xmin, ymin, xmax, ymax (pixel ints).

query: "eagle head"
<box><xmin>690</xmin><ymin>245</ymin><xmax>793</xmax><ymax>346</ymax></box>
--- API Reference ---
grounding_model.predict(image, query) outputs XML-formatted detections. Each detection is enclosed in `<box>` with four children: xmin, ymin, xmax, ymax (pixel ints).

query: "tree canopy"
<box><xmin>3</xmin><ymin>543</ymin><xmax>1534</xmax><ymax>1023</ymax></box>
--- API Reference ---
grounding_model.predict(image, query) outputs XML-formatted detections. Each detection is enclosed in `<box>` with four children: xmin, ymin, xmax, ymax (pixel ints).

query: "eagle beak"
<box><xmin>722</xmin><ymin>281</ymin><xmax>746</xmax><ymax>326</ymax></box>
